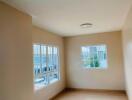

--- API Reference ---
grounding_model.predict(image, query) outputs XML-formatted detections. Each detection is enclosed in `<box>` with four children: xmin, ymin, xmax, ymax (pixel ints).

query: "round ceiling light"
<box><xmin>80</xmin><ymin>23</ymin><xmax>93</xmax><ymax>28</ymax></box>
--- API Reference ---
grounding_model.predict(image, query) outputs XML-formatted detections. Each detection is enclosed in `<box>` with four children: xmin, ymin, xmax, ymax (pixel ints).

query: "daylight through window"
<box><xmin>81</xmin><ymin>45</ymin><xmax>107</xmax><ymax>69</ymax></box>
<box><xmin>33</xmin><ymin>44</ymin><xmax>59</xmax><ymax>90</ymax></box>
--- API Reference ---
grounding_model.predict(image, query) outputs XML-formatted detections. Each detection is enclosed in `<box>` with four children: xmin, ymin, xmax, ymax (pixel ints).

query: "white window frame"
<box><xmin>33</xmin><ymin>44</ymin><xmax>60</xmax><ymax>90</ymax></box>
<box><xmin>81</xmin><ymin>44</ymin><xmax>108</xmax><ymax>69</ymax></box>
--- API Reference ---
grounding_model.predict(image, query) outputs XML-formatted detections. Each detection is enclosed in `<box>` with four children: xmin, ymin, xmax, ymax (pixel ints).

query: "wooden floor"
<box><xmin>52</xmin><ymin>89</ymin><xmax>128</xmax><ymax>100</ymax></box>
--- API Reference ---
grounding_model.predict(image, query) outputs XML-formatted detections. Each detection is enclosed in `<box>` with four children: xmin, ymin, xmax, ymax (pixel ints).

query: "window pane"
<box><xmin>49</xmin><ymin>72</ymin><xmax>59</xmax><ymax>84</ymax></box>
<box><xmin>48</xmin><ymin>46</ymin><xmax>59</xmax><ymax>84</ymax></box>
<box><xmin>53</xmin><ymin>47</ymin><xmax>58</xmax><ymax>71</ymax></box>
<box><xmin>48</xmin><ymin>46</ymin><xmax>53</xmax><ymax>71</ymax></box>
<box><xmin>81</xmin><ymin>45</ymin><xmax>107</xmax><ymax>69</ymax></box>
<box><xmin>34</xmin><ymin>74</ymin><xmax>48</xmax><ymax>90</ymax></box>
<box><xmin>33</xmin><ymin>45</ymin><xmax>40</xmax><ymax>64</ymax></box>
<box><xmin>33</xmin><ymin>45</ymin><xmax>41</xmax><ymax>80</ymax></box>
<box><xmin>41</xmin><ymin>45</ymin><xmax>47</xmax><ymax>73</ymax></box>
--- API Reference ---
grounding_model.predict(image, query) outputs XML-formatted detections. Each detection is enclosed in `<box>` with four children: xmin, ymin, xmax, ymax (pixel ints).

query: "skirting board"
<box><xmin>50</xmin><ymin>88</ymin><xmax>126</xmax><ymax>100</ymax></box>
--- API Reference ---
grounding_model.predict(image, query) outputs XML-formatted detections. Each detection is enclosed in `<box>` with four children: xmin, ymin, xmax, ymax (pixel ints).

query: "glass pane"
<box><xmin>41</xmin><ymin>45</ymin><xmax>47</xmax><ymax>73</ymax></box>
<box><xmin>53</xmin><ymin>47</ymin><xmax>58</xmax><ymax>71</ymax></box>
<box><xmin>33</xmin><ymin>44</ymin><xmax>41</xmax><ymax>79</ymax></box>
<box><xmin>34</xmin><ymin>74</ymin><xmax>48</xmax><ymax>90</ymax></box>
<box><xmin>49</xmin><ymin>72</ymin><xmax>59</xmax><ymax>84</ymax></box>
<box><xmin>81</xmin><ymin>45</ymin><xmax>107</xmax><ymax>69</ymax></box>
<box><xmin>33</xmin><ymin>45</ymin><xmax>41</xmax><ymax>65</ymax></box>
<box><xmin>48</xmin><ymin>46</ymin><xmax>53</xmax><ymax>71</ymax></box>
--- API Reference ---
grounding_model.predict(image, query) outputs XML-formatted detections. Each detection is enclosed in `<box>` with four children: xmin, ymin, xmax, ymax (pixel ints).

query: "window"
<box><xmin>33</xmin><ymin>44</ymin><xmax>60</xmax><ymax>90</ymax></box>
<box><xmin>81</xmin><ymin>45</ymin><xmax>107</xmax><ymax>69</ymax></box>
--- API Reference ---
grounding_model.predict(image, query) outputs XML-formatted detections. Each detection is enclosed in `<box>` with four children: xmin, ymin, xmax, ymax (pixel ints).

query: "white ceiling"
<box><xmin>2</xmin><ymin>0</ymin><xmax>132</xmax><ymax>36</ymax></box>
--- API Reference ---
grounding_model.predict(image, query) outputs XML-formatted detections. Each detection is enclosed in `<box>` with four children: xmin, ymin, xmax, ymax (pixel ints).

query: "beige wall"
<box><xmin>0</xmin><ymin>50</ymin><xmax>4</xmax><ymax>100</ymax></box>
<box><xmin>65</xmin><ymin>31</ymin><xmax>125</xmax><ymax>90</ymax></box>
<box><xmin>32</xmin><ymin>26</ymin><xmax>65</xmax><ymax>100</ymax></box>
<box><xmin>0</xmin><ymin>2</ymin><xmax>33</xmax><ymax>100</ymax></box>
<box><xmin>122</xmin><ymin>6</ymin><xmax>132</xmax><ymax>100</ymax></box>
<box><xmin>0</xmin><ymin>2</ymin><xmax>66</xmax><ymax>100</ymax></box>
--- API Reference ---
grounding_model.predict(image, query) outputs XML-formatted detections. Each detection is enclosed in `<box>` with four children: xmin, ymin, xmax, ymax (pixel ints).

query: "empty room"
<box><xmin>0</xmin><ymin>0</ymin><xmax>132</xmax><ymax>100</ymax></box>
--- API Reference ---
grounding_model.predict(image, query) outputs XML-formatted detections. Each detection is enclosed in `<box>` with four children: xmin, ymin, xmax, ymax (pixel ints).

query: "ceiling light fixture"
<box><xmin>80</xmin><ymin>23</ymin><xmax>93</xmax><ymax>28</ymax></box>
